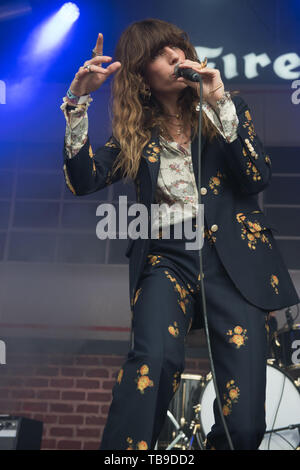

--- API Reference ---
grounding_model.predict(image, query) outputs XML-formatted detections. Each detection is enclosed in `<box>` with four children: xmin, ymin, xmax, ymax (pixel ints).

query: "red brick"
<box><xmin>36</xmin><ymin>390</ymin><xmax>60</xmax><ymax>400</ymax></box>
<box><xmin>58</xmin><ymin>415</ymin><xmax>84</xmax><ymax>425</ymax></box>
<box><xmin>33</xmin><ymin>414</ymin><xmax>58</xmax><ymax>424</ymax></box>
<box><xmin>57</xmin><ymin>440</ymin><xmax>81</xmax><ymax>450</ymax></box>
<box><xmin>11</xmin><ymin>389</ymin><xmax>35</xmax><ymax>399</ymax></box>
<box><xmin>0</xmin><ymin>401</ymin><xmax>21</xmax><ymax>414</ymax></box>
<box><xmin>76</xmin><ymin>428</ymin><xmax>101</xmax><ymax>438</ymax></box>
<box><xmin>35</xmin><ymin>367</ymin><xmax>59</xmax><ymax>377</ymax></box>
<box><xmin>101</xmin><ymin>405</ymin><xmax>110</xmax><ymax>414</ymax></box>
<box><xmin>50</xmin><ymin>378</ymin><xmax>74</xmax><ymax>388</ymax></box>
<box><xmin>61</xmin><ymin>367</ymin><xmax>84</xmax><ymax>377</ymax></box>
<box><xmin>61</xmin><ymin>391</ymin><xmax>85</xmax><ymax>401</ymax></box>
<box><xmin>41</xmin><ymin>439</ymin><xmax>57</xmax><ymax>449</ymax></box>
<box><xmin>83</xmin><ymin>441</ymin><xmax>100</xmax><ymax>450</ymax></box>
<box><xmin>18</xmin><ymin>412</ymin><xmax>32</xmax><ymax>420</ymax></box>
<box><xmin>101</xmin><ymin>357</ymin><xmax>124</xmax><ymax>367</ymax></box>
<box><xmin>85</xmin><ymin>368</ymin><xmax>109</xmax><ymax>378</ymax></box>
<box><xmin>85</xmin><ymin>416</ymin><xmax>107</xmax><ymax>426</ymax></box>
<box><xmin>86</xmin><ymin>392</ymin><xmax>111</xmax><ymax>402</ymax></box>
<box><xmin>75</xmin><ymin>357</ymin><xmax>100</xmax><ymax>366</ymax></box>
<box><xmin>76</xmin><ymin>404</ymin><xmax>99</xmax><ymax>414</ymax></box>
<box><xmin>50</xmin><ymin>427</ymin><xmax>73</xmax><ymax>437</ymax></box>
<box><xmin>24</xmin><ymin>378</ymin><xmax>49</xmax><ymax>388</ymax></box>
<box><xmin>49</xmin><ymin>356</ymin><xmax>74</xmax><ymax>366</ymax></box>
<box><xmin>76</xmin><ymin>379</ymin><xmax>100</xmax><ymax>389</ymax></box>
<box><xmin>50</xmin><ymin>403</ymin><xmax>73</xmax><ymax>413</ymax></box>
<box><xmin>22</xmin><ymin>402</ymin><xmax>48</xmax><ymax>412</ymax></box>
<box><xmin>102</xmin><ymin>380</ymin><xmax>115</xmax><ymax>389</ymax></box>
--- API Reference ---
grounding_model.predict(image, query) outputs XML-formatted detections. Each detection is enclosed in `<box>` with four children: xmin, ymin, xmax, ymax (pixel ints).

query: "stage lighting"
<box><xmin>33</xmin><ymin>2</ymin><xmax>80</xmax><ymax>56</ymax></box>
<box><xmin>0</xmin><ymin>1</ymin><xmax>32</xmax><ymax>21</ymax></box>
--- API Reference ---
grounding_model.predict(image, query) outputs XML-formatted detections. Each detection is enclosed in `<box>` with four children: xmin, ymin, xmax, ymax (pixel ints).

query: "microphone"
<box><xmin>174</xmin><ymin>63</ymin><xmax>202</xmax><ymax>82</ymax></box>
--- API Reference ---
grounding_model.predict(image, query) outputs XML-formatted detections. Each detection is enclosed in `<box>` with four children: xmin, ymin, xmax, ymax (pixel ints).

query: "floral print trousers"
<box><xmin>99</xmin><ymin>219</ymin><xmax>269</xmax><ymax>450</ymax></box>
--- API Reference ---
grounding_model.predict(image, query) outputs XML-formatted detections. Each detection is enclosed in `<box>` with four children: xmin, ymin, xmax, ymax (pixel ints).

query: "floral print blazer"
<box><xmin>62</xmin><ymin>94</ymin><xmax>299</xmax><ymax>322</ymax></box>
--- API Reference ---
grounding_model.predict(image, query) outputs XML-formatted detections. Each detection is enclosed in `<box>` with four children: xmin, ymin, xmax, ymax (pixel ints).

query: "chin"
<box><xmin>174</xmin><ymin>81</ymin><xmax>188</xmax><ymax>90</ymax></box>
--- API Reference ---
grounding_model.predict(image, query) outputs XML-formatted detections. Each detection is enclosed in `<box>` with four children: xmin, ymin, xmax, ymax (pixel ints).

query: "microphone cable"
<box><xmin>196</xmin><ymin>76</ymin><xmax>235</xmax><ymax>451</ymax></box>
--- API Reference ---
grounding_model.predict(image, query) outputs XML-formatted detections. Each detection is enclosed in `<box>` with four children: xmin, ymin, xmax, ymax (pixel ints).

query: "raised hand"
<box><xmin>69</xmin><ymin>33</ymin><xmax>121</xmax><ymax>97</ymax></box>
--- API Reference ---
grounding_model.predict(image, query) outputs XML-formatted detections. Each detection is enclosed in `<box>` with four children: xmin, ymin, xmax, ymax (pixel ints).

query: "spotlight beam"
<box><xmin>33</xmin><ymin>2</ymin><xmax>80</xmax><ymax>56</ymax></box>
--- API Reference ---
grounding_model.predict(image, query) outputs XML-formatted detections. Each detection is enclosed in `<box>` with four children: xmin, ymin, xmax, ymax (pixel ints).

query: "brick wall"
<box><xmin>0</xmin><ymin>350</ymin><xmax>210</xmax><ymax>450</ymax></box>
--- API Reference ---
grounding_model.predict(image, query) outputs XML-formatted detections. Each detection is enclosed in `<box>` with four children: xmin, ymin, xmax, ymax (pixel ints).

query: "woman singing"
<box><xmin>61</xmin><ymin>18</ymin><xmax>299</xmax><ymax>450</ymax></box>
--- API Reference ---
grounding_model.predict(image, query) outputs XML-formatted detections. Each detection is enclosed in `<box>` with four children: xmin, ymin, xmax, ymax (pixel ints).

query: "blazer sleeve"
<box><xmin>223</xmin><ymin>95</ymin><xmax>272</xmax><ymax>195</ymax></box>
<box><xmin>63</xmin><ymin>135</ymin><xmax>123</xmax><ymax>196</ymax></box>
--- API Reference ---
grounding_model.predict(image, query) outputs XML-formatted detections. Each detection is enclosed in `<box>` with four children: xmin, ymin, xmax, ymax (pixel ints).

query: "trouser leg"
<box><xmin>203</xmin><ymin>253</ymin><xmax>268</xmax><ymax>450</ymax></box>
<box><xmin>99</xmin><ymin>258</ymin><xmax>195</xmax><ymax>450</ymax></box>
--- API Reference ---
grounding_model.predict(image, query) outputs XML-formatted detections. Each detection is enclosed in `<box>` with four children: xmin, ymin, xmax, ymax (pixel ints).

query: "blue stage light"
<box><xmin>33</xmin><ymin>2</ymin><xmax>80</xmax><ymax>56</ymax></box>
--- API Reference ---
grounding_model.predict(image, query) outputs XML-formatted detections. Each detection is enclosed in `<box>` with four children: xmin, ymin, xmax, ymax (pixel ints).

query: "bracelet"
<box><xmin>209</xmin><ymin>83</ymin><xmax>224</xmax><ymax>94</ymax></box>
<box><xmin>66</xmin><ymin>87</ymin><xmax>80</xmax><ymax>104</ymax></box>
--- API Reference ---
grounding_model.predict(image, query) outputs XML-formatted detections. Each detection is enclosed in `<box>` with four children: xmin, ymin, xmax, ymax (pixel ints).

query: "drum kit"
<box><xmin>156</xmin><ymin>322</ymin><xmax>300</xmax><ymax>450</ymax></box>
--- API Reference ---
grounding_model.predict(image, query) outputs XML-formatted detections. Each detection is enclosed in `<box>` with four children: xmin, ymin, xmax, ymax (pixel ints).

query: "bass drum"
<box><xmin>199</xmin><ymin>364</ymin><xmax>300</xmax><ymax>450</ymax></box>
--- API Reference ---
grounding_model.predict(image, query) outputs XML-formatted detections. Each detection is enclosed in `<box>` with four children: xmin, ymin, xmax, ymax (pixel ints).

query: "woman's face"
<box><xmin>144</xmin><ymin>45</ymin><xmax>188</xmax><ymax>95</ymax></box>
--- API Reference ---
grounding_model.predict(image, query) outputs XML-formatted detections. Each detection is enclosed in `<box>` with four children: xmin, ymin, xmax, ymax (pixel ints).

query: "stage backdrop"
<box><xmin>0</xmin><ymin>0</ymin><xmax>299</xmax><ymax>346</ymax></box>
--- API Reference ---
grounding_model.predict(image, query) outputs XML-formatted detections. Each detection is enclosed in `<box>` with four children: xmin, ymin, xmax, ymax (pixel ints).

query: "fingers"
<box><xmin>106</xmin><ymin>61</ymin><xmax>122</xmax><ymax>75</ymax></box>
<box><xmin>75</xmin><ymin>61</ymin><xmax>121</xmax><ymax>78</ymax></box>
<box><xmin>84</xmin><ymin>56</ymin><xmax>112</xmax><ymax>67</ymax></box>
<box><xmin>179</xmin><ymin>61</ymin><xmax>217</xmax><ymax>75</ymax></box>
<box><xmin>83</xmin><ymin>64</ymin><xmax>109</xmax><ymax>75</ymax></box>
<box><xmin>94</xmin><ymin>32</ymin><xmax>104</xmax><ymax>56</ymax></box>
<box><xmin>74</xmin><ymin>66</ymin><xmax>90</xmax><ymax>80</ymax></box>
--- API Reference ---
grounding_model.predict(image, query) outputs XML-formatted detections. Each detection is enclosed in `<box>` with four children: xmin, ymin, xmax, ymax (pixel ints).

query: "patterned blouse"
<box><xmin>60</xmin><ymin>91</ymin><xmax>239</xmax><ymax>229</ymax></box>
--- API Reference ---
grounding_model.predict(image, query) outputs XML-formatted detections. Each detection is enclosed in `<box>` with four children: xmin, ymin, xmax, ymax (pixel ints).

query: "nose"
<box><xmin>164</xmin><ymin>46</ymin><xmax>180</xmax><ymax>63</ymax></box>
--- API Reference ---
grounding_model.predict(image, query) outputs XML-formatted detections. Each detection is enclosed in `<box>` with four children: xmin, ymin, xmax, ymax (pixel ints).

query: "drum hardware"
<box><xmin>265</xmin><ymin>423</ymin><xmax>300</xmax><ymax>450</ymax></box>
<box><xmin>188</xmin><ymin>404</ymin><xmax>205</xmax><ymax>450</ymax></box>
<box><xmin>157</xmin><ymin>364</ymin><xmax>300</xmax><ymax>450</ymax></box>
<box><xmin>156</xmin><ymin>374</ymin><xmax>205</xmax><ymax>450</ymax></box>
<box><xmin>274</xmin><ymin>332</ymin><xmax>280</xmax><ymax>348</ymax></box>
<box><xmin>164</xmin><ymin>411</ymin><xmax>189</xmax><ymax>450</ymax></box>
<box><xmin>265</xmin><ymin>423</ymin><xmax>300</xmax><ymax>433</ymax></box>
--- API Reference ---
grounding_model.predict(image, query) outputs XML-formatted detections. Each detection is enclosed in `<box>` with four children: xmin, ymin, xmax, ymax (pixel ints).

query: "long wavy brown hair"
<box><xmin>108</xmin><ymin>18</ymin><xmax>239</xmax><ymax>182</ymax></box>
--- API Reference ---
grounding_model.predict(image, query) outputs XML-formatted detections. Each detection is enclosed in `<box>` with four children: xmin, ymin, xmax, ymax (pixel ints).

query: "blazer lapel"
<box><xmin>141</xmin><ymin>126</ymin><xmax>161</xmax><ymax>192</ymax></box>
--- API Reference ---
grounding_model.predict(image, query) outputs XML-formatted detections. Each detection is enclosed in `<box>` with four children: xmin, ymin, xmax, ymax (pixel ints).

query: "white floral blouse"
<box><xmin>60</xmin><ymin>91</ymin><xmax>239</xmax><ymax>229</ymax></box>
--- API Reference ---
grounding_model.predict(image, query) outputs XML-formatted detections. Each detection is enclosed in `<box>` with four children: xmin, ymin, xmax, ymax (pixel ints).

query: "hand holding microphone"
<box><xmin>174</xmin><ymin>57</ymin><xmax>225</xmax><ymax>106</ymax></box>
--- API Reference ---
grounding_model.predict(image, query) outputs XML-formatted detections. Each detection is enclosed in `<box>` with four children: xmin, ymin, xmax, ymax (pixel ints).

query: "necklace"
<box><xmin>160</xmin><ymin>110</ymin><xmax>191</xmax><ymax>145</ymax></box>
<box><xmin>164</xmin><ymin>112</ymin><xmax>182</xmax><ymax>119</ymax></box>
<box><xmin>160</xmin><ymin>121</ymin><xmax>191</xmax><ymax>145</ymax></box>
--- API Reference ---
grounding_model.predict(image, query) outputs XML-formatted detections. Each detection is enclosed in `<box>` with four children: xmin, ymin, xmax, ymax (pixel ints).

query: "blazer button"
<box><xmin>211</xmin><ymin>224</ymin><xmax>218</xmax><ymax>232</ymax></box>
<box><xmin>200</xmin><ymin>187</ymin><xmax>207</xmax><ymax>195</ymax></box>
